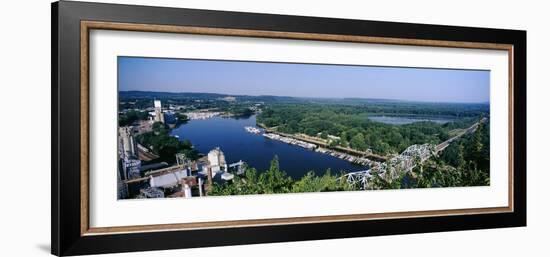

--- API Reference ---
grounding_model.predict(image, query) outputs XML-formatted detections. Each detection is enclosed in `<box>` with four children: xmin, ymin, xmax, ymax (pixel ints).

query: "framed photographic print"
<box><xmin>51</xmin><ymin>1</ymin><xmax>526</xmax><ymax>256</ymax></box>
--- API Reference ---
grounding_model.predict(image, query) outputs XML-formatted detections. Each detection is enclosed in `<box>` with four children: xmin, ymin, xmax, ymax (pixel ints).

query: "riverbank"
<box><xmin>261</xmin><ymin>132</ymin><xmax>374</xmax><ymax>166</ymax></box>
<box><xmin>171</xmin><ymin>115</ymin><xmax>366</xmax><ymax>178</ymax></box>
<box><xmin>258</xmin><ymin>123</ymin><xmax>387</xmax><ymax>162</ymax></box>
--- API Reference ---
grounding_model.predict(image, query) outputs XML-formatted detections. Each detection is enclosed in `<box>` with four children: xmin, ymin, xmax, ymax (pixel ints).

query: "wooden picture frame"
<box><xmin>52</xmin><ymin>1</ymin><xmax>526</xmax><ymax>256</ymax></box>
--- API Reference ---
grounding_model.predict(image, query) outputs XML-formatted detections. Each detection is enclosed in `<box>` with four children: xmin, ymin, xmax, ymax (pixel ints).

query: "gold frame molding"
<box><xmin>80</xmin><ymin>20</ymin><xmax>514</xmax><ymax>236</ymax></box>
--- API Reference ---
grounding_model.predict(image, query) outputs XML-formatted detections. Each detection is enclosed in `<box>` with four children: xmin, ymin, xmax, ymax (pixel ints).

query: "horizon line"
<box><xmin>119</xmin><ymin>90</ymin><xmax>490</xmax><ymax>104</ymax></box>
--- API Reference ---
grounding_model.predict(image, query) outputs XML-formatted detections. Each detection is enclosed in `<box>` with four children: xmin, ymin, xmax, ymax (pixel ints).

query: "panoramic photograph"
<box><xmin>117</xmin><ymin>57</ymin><xmax>490</xmax><ymax>200</ymax></box>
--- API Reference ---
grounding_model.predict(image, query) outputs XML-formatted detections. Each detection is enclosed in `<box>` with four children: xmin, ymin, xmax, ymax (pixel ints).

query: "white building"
<box><xmin>207</xmin><ymin>147</ymin><xmax>227</xmax><ymax>173</ymax></box>
<box><xmin>149</xmin><ymin>168</ymin><xmax>190</xmax><ymax>189</ymax></box>
<box><xmin>154</xmin><ymin>100</ymin><xmax>164</xmax><ymax>123</ymax></box>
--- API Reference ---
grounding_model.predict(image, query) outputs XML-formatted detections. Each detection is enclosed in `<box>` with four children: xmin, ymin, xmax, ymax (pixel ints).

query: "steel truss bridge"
<box><xmin>340</xmin><ymin>118</ymin><xmax>486</xmax><ymax>189</ymax></box>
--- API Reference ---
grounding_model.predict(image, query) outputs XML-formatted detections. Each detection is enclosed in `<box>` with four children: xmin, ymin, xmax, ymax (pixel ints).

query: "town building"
<box><xmin>207</xmin><ymin>147</ymin><xmax>227</xmax><ymax>173</ymax></box>
<box><xmin>154</xmin><ymin>99</ymin><xmax>164</xmax><ymax>123</ymax></box>
<box><xmin>149</xmin><ymin>168</ymin><xmax>191</xmax><ymax>189</ymax></box>
<box><xmin>185</xmin><ymin>111</ymin><xmax>220</xmax><ymax>120</ymax></box>
<box><xmin>140</xmin><ymin>187</ymin><xmax>164</xmax><ymax>198</ymax></box>
<box><xmin>117</xmin><ymin>167</ymin><xmax>128</xmax><ymax>199</ymax></box>
<box><xmin>163</xmin><ymin>110</ymin><xmax>177</xmax><ymax>124</ymax></box>
<box><xmin>118</xmin><ymin>126</ymin><xmax>138</xmax><ymax>159</ymax></box>
<box><xmin>123</xmin><ymin>157</ymin><xmax>141</xmax><ymax>180</ymax></box>
<box><xmin>119</xmin><ymin>126</ymin><xmax>142</xmax><ymax>180</ymax></box>
<box><xmin>122</xmin><ymin>146</ymin><xmax>242</xmax><ymax>199</ymax></box>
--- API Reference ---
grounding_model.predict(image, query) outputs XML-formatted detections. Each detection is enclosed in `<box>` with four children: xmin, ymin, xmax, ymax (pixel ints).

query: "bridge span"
<box><xmin>341</xmin><ymin>118</ymin><xmax>486</xmax><ymax>189</ymax></box>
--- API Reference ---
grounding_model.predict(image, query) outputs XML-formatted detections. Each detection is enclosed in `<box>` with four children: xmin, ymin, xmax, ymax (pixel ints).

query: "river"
<box><xmin>368</xmin><ymin>115</ymin><xmax>454</xmax><ymax>125</ymax></box>
<box><xmin>171</xmin><ymin>115</ymin><xmax>366</xmax><ymax>179</ymax></box>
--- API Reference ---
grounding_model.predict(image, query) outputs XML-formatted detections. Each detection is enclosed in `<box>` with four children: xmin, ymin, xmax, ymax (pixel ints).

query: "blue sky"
<box><xmin>118</xmin><ymin>57</ymin><xmax>490</xmax><ymax>103</ymax></box>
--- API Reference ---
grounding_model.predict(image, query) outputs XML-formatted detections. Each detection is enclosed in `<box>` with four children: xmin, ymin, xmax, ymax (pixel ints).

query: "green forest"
<box><xmin>118</xmin><ymin>110</ymin><xmax>149</xmax><ymax>127</ymax></box>
<box><xmin>210</xmin><ymin>120</ymin><xmax>490</xmax><ymax>195</ymax></box>
<box><xmin>413</xmin><ymin>120</ymin><xmax>491</xmax><ymax>188</ymax></box>
<box><xmin>135</xmin><ymin>122</ymin><xmax>199</xmax><ymax>164</ymax></box>
<box><xmin>369</xmin><ymin>120</ymin><xmax>490</xmax><ymax>190</ymax></box>
<box><xmin>119</xmin><ymin>92</ymin><xmax>491</xmax><ymax>193</ymax></box>
<box><xmin>210</xmin><ymin>156</ymin><xmax>358</xmax><ymax>196</ymax></box>
<box><xmin>257</xmin><ymin>103</ymin><xmax>487</xmax><ymax>155</ymax></box>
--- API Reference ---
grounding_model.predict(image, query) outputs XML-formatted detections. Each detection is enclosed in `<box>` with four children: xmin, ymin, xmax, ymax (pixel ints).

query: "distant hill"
<box><xmin>119</xmin><ymin>91</ymin><xmax>489</xmax><ymax>106</ymax></box>
<box><xmin>120</xmin><ymin>91</ymin><xmax>301</xmax><ymax>103</ymax></box>
<box><xmin>120</xmin><ymin>91</ymin><xmax>227</xmax><ymax>99</ymax></box>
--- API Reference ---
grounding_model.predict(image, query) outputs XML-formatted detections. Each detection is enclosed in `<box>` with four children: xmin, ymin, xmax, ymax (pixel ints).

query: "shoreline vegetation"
<box><xmin>260</xmin><ymin>131</ymin><xmax>377</xmax><ymax>166</ymax></box>
<box><xmin>118</xmin><ymin>91</ymin><xmax>490</xmax><ymax>199</ymax></box>
<box><xmin>260</xmin><ymin>123</ymin><xmax>387</xmax><ymax>162</ymax></box>
<box><xmin>255</xmin><ymin>103</ymin><xmax>484</xmax><ymax>155</ymax></box>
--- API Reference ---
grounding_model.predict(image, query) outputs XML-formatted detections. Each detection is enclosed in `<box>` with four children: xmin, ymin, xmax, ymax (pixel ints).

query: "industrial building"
<box><xmin>153</xmin><ymin>99</ymin><xmax>165</xmax><ymax>123</ymax></box>
<box><xmin>206</xmin><ymin>147</ymin><xmax>227</xmax><ymax>173</ymax></box>
<box><xmin>163</xmin><ymin>110</ymin><xmax>177</xmax><ymax>124</ymax></box>
<box><xmin>119</xmin><ymin>145</ymin><xmax>246</xmax><ymax>199</ymax></box>
<box><xmin>118</xmin><ymin>126</ymin><xmax>142</xmax><ymax>180</ymax></box>
<box><xmin>118</xmin><ymin>126</ymin><xmax>138</xmax><ymax>158</ymax></box>
<box><xmin>117</xmin><ymin>166</ymin><xmax>128</xmax><ymax>199</ymax></box>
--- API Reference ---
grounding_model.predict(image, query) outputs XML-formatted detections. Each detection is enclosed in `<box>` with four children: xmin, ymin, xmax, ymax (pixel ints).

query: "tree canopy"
<box><xmin>210</xmin><ymin>156</ymin><xmax>358</xmax><ymax>196</ymax></box>
<box><xmin>136</xmin><ymin>122</ymin><xmax>199</xmax><ymax>164</ymax></box>
<box><xmin>257</xmin><ymin>103</ymin><xmax>485</xmax><ymax>155</ymax></box>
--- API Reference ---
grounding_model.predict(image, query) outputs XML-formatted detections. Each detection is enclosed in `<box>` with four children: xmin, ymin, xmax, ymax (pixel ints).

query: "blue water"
<box><xmin>368</xmin><ymin>115</ymin><xmax>453</xmax><ymax>125</ymax></box>
<box><xmin>171</xmin><ymin>115</ymin><xmax>366</xmax><ymax>179</ymax></box>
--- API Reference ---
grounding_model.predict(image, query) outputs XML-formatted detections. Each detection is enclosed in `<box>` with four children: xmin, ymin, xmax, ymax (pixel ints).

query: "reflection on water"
<box><xmin>171</xmin><ymin>115</ymin><xmax>366</xmax><ymax>179</ymax></box>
